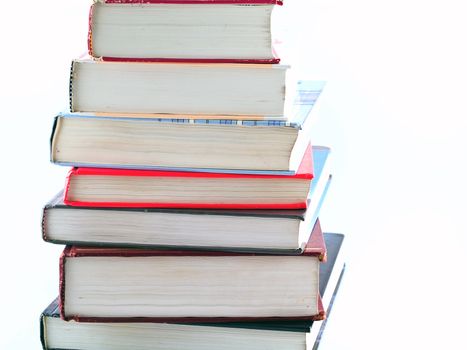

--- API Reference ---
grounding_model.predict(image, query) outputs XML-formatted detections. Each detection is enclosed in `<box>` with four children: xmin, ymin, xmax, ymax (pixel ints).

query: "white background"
<box><xmin>1</xmin><ymin>0</ymin><xmax>466</xmax><ymax>348</ymax></box>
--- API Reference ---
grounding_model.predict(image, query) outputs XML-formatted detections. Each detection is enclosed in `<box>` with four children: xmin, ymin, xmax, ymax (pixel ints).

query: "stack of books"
<box><xmin>40</xmin><ymin>1</ymin><xmax>345</xmax><ymax>349</ymax></box>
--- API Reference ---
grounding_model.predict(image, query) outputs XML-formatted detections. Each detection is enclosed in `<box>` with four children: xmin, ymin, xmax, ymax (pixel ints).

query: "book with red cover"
<box><xmin>88</xmin><ymin>0</ymin><xmax>283</xmax><ymax>63</ymax></box>
<box><xmin>63</xmin><ymin>144</ymin><xmax>318</xmax><ymax>209</ymax></box>
<box><xmin>59</xmin><ymin>219</ymin><xmax>327</xmax><ymax>322</ymax></box>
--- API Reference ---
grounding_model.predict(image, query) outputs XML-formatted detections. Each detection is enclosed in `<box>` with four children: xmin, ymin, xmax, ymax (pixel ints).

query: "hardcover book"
<box><xmin>61</xmin><ymin>145</ymin><xmax>330</xmax><ymax>209</ymax></box>
<box><xmin>89</xmin><ymin>0</ymin><xmax>282</xmax><ymax>63</ymax></box>
<box><xmin>42</xmin><ymin>232</ymin><xmax>345</xmax><ymax>350</ymax></box>
<box><xmin>58</xmin><ymin>221</ymin><xmax>331</xmax><ymax>322</ymax></box>
<box><xmin>51</xmin><ymin>81</ymin><xmax>324</xmax><ymax>174</ymax></box>
<box><xmin>69</xmin><ymin>59</ymin><xmax>293</xmax><ymax>117</ymax></box>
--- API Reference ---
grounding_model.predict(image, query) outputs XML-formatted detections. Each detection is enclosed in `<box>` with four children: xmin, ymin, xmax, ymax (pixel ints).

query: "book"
<box><xmin>62</xmin><ymin>145</ymin><xmax>330</xmax><ymax>209</ymax></box>
<box><xmin>69</xmin><ymin>59</ymin><xmax>293</xmax><ymax>116</ymax></box>
<box><xmin>51</xmin><ymin>81</ymin><xmax>324</xmax><ymax>174</ymax></box>
<box><xmin>58</xmin><ymin>223</ymin><xmax>330</xmax><ymax>322</ymax></box>
<box><xmin>42</xmin><ymin>233</ymin><xmax>345</xmax><ymax>350</ymax></box>
<box><xmin>89</xmin><ymin>0</ymin><xmax>282</xmax><ymax>63</ymax></box>
<box><xmin>45</xmin><ymin>146</ymin><xmax>330</xmax><ymax>250</ymax></box>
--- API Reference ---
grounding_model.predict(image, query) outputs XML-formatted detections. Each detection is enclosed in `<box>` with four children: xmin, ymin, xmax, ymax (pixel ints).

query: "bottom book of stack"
<box><xmin>40</xmin><ymin>233</ymin><xmax>345</xmax><ymax>350</ymax></box>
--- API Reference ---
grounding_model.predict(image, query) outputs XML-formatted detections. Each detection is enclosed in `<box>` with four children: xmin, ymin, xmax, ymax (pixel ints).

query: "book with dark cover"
<box><xmin>42</xmin><ymin>232</ymin><xmax>345</xmax><ymax>350</ymax></box>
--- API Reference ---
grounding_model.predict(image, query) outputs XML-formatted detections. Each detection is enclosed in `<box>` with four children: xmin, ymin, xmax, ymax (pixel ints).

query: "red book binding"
<box><xmin>88</xmin><ymin>0</ymin><xmax>282</xmax><ymax>63</ymax></box>
<box><xmin>101</xmin><ymin>0</ymin><xmax>282</xmax><ymax>4</ymax></box>
<box><xmin>59</xmin><ymin>218</ymin><xmax>326</xmax><ymax>322</ymax></box>
<box><xmin>63</xmin><ymin>144</ymin><xmax>313</xmax><ymax>209</ymax></box>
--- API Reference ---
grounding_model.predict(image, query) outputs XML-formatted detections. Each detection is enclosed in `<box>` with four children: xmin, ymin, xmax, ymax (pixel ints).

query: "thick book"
<box><xmin>62</xmin><ymin>145</ymin><xmax>330</xmax><ymax>209</ymax></box>
<box><xmin>51</xmin><ymin>81</ymin><xmax>324</xmax><ymax>174</ymax></box>
<box><xmin>89</xmin><ymin>0</ymin><xmax>282</xmax><ymax>63</ymax></box>
<box><xmin>69</xmin><ymin>59</ymin><xmax>293</xmax><ymax>117</ymax></box>
<box><xmin>58</xmin><ymin>223</ymin><xmax>331</xmax><ymax>322</ymax></box>
<box><xmin>46</xmin><ymin>147</ymin><xmax>330</xmax><ymax>250</ymax></box>
<box><xmin>42</xmin><ymin>233</ymin><xmax>345</xmax><ymax>350</ymax></box>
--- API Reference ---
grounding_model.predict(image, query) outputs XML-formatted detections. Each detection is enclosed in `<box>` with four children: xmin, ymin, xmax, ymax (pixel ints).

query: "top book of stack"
<box><xmin>89</xmin><ymin>0</ymin><xmax>283</xmax><ymax>63</ymax></box>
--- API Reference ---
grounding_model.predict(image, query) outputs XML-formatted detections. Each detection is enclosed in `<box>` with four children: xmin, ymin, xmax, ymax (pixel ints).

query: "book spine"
<box><xmin>69</xmin><ymin>61</ymin><xmax>75</xmax><ymax>112</ymax></box>
<box><xmin>49</xmin><ymin>116</ymin><xmax>59</xmax><ymax>163</ymax></box>
<box><xmin>63</xmin><ymin>169</ymin><xmax>75</xmax><ymax>207</ymax></box>
<box><xmin>39</xmin><ymin>314</ymin><xmax>47</xmax><ymax>350</ymax></box>
<box><xmin>40</xmin><ymin>298</ymin><xmax>60</xmax><ymax>350</ymax></box>
<box><xmin>41</xmin><ymin>206</ymin><xmax>48</xmax><ymax>243</ymax></box>
<box><xmin>42</xmin><ymin>191</ymin><xmax>66</xmax><ymax>243</ymax></box>
<box><xmin>58</xmin><ymin>247</ymin><xmax>71</xmax><ymax>320</ymax></box>
<box><xmin>88</xmin><ymin>4</ymin><xmax>95</xmax><ymax>57</ymax></box>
